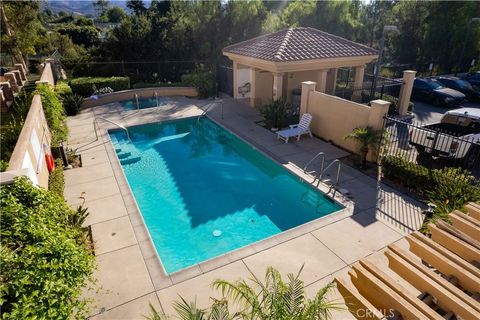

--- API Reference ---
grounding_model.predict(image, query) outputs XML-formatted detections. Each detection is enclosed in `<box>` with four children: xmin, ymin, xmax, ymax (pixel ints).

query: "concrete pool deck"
<box><xmin>64</xmin><ymin>96</ymin><xmax>425</xmax><ymax>319</ymax></box>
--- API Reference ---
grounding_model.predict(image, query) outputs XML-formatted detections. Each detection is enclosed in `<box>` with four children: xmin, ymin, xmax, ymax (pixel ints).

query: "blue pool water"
<box><xmin>119</xmin><ymin>97</ymin><xmax>166</xmax><ymax>111</ymax></box>
<box><xmin>109</xmin><ymin>117</ymin><xmax>342</xmax><ymax>273</ymax></box>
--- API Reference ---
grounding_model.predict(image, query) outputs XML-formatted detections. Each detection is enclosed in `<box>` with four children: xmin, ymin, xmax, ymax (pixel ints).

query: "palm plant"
<box><xmin>344</xmin><ymin>126</ymin><xmax>383</xmax><ymax>168</ymax></box>
<box><xmin>145</xmin><ymin>266</ymin><xmax>340</xmax><ymax>320</ymax></box>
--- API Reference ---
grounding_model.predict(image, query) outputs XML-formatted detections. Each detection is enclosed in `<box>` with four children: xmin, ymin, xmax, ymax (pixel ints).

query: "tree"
<box><xmin>127</xmin><ymin>0</ymin><xmax>147</xmax><ymax>15</ymax></box>
<box><xmin>149</xmin><ymin>0</ymin><xmax>171</xmax><ymax>17</ymax></box>
<box><xmin>344</xmin><ymin>127</ymin><xmax>383</xmax><ymax>168</ymax></box>
<box><xmin>93</xmin><ymin>0</ymin><xmax>109</xmax><ymax>18</ymax></box>
<box><xmin>56</xmin><ymin>25</ymin><xmax>100</xmax><ymax>48</ymax></box>
<box><xmin>106</xmin><ymin>6</ymin><xmax>126</xmax><ymax>23</ymax></box>
<box><xmin>1</xmin><ymin>0</ymin><xmax>46</xmax><ymax>59</ymax></box>
<box><xmin>146</xmin><ymin>266</ymin><xmax>340</xmax><ymax>320</ymax></box>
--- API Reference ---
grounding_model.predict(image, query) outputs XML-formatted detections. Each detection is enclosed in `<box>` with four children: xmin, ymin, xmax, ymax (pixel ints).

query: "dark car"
<box><xmin>412</xmin><ymin>78</ymin><xmax>465</xmax><ymax>107</ymax></box>
<box><xmin>436</xmin><ymin>76</ymin><xmax>480</xmax><ymax>101</ymax></box>
<box><xmin>465</xmin><ymin>72</ymin><xmax>480</xmax><ymax>88</ymax></box>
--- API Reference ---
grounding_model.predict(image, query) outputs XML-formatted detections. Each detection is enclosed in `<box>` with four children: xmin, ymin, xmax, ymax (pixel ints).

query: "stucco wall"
<box><xmin>254</xmin><ymin>70</ymin><xmax>273</xmax><ymax>107</ymax></box>
<box><xmin>83</xmin><ymin>86</ymin><xmax>198</xmax><ymax>109</ymax></box>
<box><xmin>37</xmin><ymin>60</ymin><xmax>55</xmax><ymax>85</ymax></box>
<box><xmin>7</xmin><ymin>95</ymin><xmax>52</xmax><ymax>188</ymax></box>
<box><xmin>300</xmin><ymin>81</ymin><xmax>389</xmax><ymax>161</ymax></box>
<box><xmin>1</xmin><ymin>60</ymin><xmax>57</xmax><ymax>188</ymax></box>
<box><xmin>286</xmin><ymin>70</ymin><xmax>318</xmax><ymax>102</ymax></box>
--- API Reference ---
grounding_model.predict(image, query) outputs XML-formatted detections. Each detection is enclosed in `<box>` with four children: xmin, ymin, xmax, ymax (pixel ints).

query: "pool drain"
<box><xmin>212</xmin><ymin>230</ymin><xmax>222</xmax><ymax>237</ymax></box>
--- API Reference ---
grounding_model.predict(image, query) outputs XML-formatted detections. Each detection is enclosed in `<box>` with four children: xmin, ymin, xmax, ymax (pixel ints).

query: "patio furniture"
<box><xmin>277</xmin><ymin>113</ymin><xmax>313</xmax><ymax>143</ymax></box>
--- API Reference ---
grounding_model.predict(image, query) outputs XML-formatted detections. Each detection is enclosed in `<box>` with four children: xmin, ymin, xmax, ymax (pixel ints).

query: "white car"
<box><xmin>409</xmin><ymin>108</ymin><xmax>480</xmax><ymax>168</ymax></box>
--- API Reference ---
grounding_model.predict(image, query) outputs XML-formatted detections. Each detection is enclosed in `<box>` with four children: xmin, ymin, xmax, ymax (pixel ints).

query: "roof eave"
<box><xmin>223</xmin><ymin>51</ymin><xmax>379</xmax><ymax>73</ymax></box>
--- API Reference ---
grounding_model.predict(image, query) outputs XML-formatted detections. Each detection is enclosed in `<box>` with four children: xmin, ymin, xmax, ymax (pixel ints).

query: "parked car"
<box><xmin>409</xmin><ymin>107</ymin><xmax>480</xmax><ymax>168</ymax></box>
<box><xmin>436</xmin><ymin>76</ymin><xmax>480</xmax><ymax>101</ymax></box>
<box><xmin>412</xmin><ymin>78</ymin><xmax>465</xmax><ymax>107</ymax></box>
<box><xmin>465</xmin><ymin>72</ymin><xmax>480</xmax><ymax>88</ymax></box>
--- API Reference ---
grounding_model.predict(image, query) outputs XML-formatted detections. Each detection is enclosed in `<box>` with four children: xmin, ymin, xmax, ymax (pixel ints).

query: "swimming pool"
<box><xmin>109</xmin><ymin>117</ymin><xmax>343</xmax><ymax>273</ymax></box>
<box><xmin>119</xmin><ymin>97</ymin><xmax>167</xmax><ymax>111</ymax></box>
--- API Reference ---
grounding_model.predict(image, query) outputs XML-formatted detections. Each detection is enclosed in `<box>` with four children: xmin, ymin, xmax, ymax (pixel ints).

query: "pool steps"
<box><xmin>112</xmin><ymin>135</ymin><xmax>143</xmax><ymax>166</ymax></box>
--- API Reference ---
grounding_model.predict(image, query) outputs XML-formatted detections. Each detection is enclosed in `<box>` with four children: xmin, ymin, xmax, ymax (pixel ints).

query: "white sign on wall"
<box><xmin>21</xmin><ymin>153</ymin><xmax>39</xmax><ymax>186</ymax></box>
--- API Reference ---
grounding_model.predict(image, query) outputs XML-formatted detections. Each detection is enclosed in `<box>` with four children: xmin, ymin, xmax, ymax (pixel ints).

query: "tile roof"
<box><xmin>223</xmin><ymin>27</ymin><xmax>378</xmax><ymax>62</ymax></box>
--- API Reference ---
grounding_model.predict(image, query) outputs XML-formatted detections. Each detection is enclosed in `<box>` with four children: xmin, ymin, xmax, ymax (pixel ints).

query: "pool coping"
<box><xmin>95</xmin><ymin>106</ymin><xmax>354</xmax><ymax>290</ymax></box>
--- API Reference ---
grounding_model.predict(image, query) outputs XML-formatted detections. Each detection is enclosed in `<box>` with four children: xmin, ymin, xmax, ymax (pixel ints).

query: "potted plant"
<box><xmin>344</xmin><ymin>126</ymin><xmax>383</xmax><ymax>168</ymax></box>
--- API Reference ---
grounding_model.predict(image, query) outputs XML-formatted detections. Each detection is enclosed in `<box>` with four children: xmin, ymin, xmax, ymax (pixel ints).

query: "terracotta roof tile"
<box><xmin>223</xmin><ymin>27</ymin><xmax>377</xmax><ymax>62</ymax></box>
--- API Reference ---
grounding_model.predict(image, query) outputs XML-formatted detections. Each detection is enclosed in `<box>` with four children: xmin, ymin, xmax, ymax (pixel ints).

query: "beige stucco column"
<box><xmin>300</xmin><ymin>81</ymin><xmax>316</xmax><ymax>115</ymax></box>
<box><xmin>273</xmin><ymin>73</ymin><xmax>284</xmax><ymax>100</ymax></box>
<box><xmin>397</xmin><ymin>70</ymin><xmax>416</xmax><ymax>116</ymax></box>
<box><xmin>316</xmin><ymin>69</ymin><xmax>328</xmax><ymax>93</ymax></box>
<box><xmin>233</xmin><ymin>61</ymin><xmax>238</xmax><ymax>99</ymax></box>
<box><xmin>367</xmin><ymin>99</ymin><xmax>390</xmax><ymax>161</ymax></box>
<box><xmin>325</xmin><ymin>68</ymin><xmax>338</xmax><ymax>95</ymax></box>
<box><xmin>351</xmin><ymin>65</ymin><xmax>365</xmax><ymax>102</ymax></box>
<box><xmin>368</xmin><ymin>99</ymin><xmax>390</xmax><ymax>131</ymax></box>
<box><xmin>249</xmin><ymin>67</ymin><xmax>256</xmax><ymax>107</ymax></box>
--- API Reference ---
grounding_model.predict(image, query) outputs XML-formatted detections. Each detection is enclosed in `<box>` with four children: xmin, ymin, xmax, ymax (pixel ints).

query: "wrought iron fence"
<box><xmin>380</xmin><ymin>115</ymin><xmax>480</xmax><ymax>176</ymax></box>
<box><xmin>335</xmin><ymin>68</ymin><xmax>402</xmax><ymax>104</ymax></box>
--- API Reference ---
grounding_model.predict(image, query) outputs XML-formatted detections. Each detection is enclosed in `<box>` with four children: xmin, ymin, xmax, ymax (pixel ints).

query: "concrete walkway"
<box><xmin>64</xmin><ymin>96</ymin><xmax>425</xmax><ymax>319</ymax></box>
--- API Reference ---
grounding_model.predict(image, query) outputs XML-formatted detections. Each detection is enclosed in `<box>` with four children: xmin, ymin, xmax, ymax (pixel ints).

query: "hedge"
<box><xmin>36</xmin><ymin>84</ymin><xmax>68</xmax><ymax>147</ymax></box>
<box><xmin>55</xmin><ymin>81</ymin><xmax>73</xmax><ymax>99</ymax></box>
<box><xmin>0</xmin><ymin>177</ymin><xmax>95</xmax><ymax>319</ymax></box>
<box><xmin>48</xmin><ymin>159</ymin><xmax>65</xmax><ymax>198</ymax></box>
<box><xmin>70</xmin><ymin>76</ymin><xmax>130</xmax><ymax>97</ymax></box>
<box><xmin>131</xmin><ymin>82</ymin><xmax>183</xmax><ymax>89</ymax></box>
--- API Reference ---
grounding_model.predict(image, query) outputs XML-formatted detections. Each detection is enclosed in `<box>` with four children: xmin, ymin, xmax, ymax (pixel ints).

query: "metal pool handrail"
<box><xmin>303</xmin><ymin>151</ymin><xmax>325</xmax><ymax>177</ymax></box>
<box><xmin>154</xmin><ymin>91</ymin><xmax>159</xmax><ymax>107</ymax></box>
<box><xmin>93</xmin><ymin>117</ymin><xmax>131</xmax><ymax>141</ymax></box>
<box><xmin>317</xmin><ymin>159</ymin><xmax>341</xmax><ymax>187</ymax></box>
<box><xmin>134</xmin><ymin>93</ymin><xmax>140</xmax><ymax>110</ymax></box>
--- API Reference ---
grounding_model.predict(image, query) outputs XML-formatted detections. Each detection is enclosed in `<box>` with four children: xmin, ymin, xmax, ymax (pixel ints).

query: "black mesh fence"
<box><xmin>216</xmin><ymin>65</ymin><xmax>233</xmax><ymax>96</ymax></box>
<box><xmin>61</xmin><ymin>60</ymin><xmax>214</xmax><ymax>84</ymax></box>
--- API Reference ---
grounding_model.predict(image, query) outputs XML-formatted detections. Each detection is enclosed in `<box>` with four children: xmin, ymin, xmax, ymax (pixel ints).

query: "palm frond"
<box><xmin>144</xmin><ymin>303</ymin><xmax>167</xmax><ymax>320</ymax></box>
<box><xmin>208</xmin><ymin>298</ymin><xmax>231</xmax><ymax>320</ymax></box>
<box><xmin>173</xmin><ymin>296</ymin><xmax>205</xmax><ymax>320</ymax></box>
<box><xmin>283</xmin><ymin>272</ymin><xmax>305</xmax><ymax>317</ymax></box>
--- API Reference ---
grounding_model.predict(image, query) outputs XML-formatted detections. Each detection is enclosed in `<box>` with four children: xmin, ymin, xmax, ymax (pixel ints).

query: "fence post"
<box><xmin>398</xmin><ymin>70</ymin><xmax>416</xmax><ymax>116</ymax></box>
<box><xmin>300</xmin><ymin>81</ymin><xmax>316</xmax><ymax>115</ymax></box>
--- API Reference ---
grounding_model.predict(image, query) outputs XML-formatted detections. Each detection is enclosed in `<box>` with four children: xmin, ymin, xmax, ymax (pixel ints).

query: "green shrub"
<box><xmin>0</xmin><ymin>159</ymin><xmax>9</xmax><ymax>172</ymax></box>
<box><xmin>63</xmin><ymin>93</ymin><xmax>85</xmax><ymax>116</ymax></box>
<box><xmin>0</xmin><ymin>117</ymin><xmax>24</xmax><ymax>162</ymax></box>
<box><xmin>131</xmin><ymin>82</ymin><xmax>183</xmax><ymax>89</ymax></box>
<box><xmin>48</xmin><ymin>159</ymin><xmax>65</xmax><ymax>197</ymax></box>
<box><xmin>381</xmin><ymin>155</ymin><xmax>430</xmax><ymax>190</ymax></box>
<box><xmin>257</xmin><ymin>99</ymin><xmax>289</xmax><ymax>129</ymax></box>
<box><xmin>0</xmin><ymin>91</ymin><xmax>33</xmax><ymax>163</ymax></box>
<box><xmin>427</xmin><ymin>167</ymin><xmax>480</xmax><ymax>220</ymax></box>
<box><xmin>70</xmin><ymin>77</ymin><xmax>130</xmax><ymax>97</ymax></box>
<box><xmin>0</xmin><ymin>177</ymin><xmax>95</xmax><ymax>319</ymax></box>
<box><xmin>55</xmin><ymin>81</ymin><xmax>73</xmax><ymax>99</ymax></box>
<box><xmin>36</xmin><ymin>84</ymin><xmax>68</xmax><ymax>147</ymax></box>
<box><xmin>181</xmin><ymin>71</ymin><xmax>215</xmax><ymax>98</ymax></box>
<box><xmin>381</xmin><ymin>155</ymin><xmax>480</xmax><ymax>229</ymax></box>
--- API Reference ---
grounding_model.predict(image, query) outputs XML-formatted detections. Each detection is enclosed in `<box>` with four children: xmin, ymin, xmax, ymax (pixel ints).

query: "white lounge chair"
<box><xmin>277</xmin><ymin>113</ymin><xmax>313</xmax><ymax>143</ymax></box>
